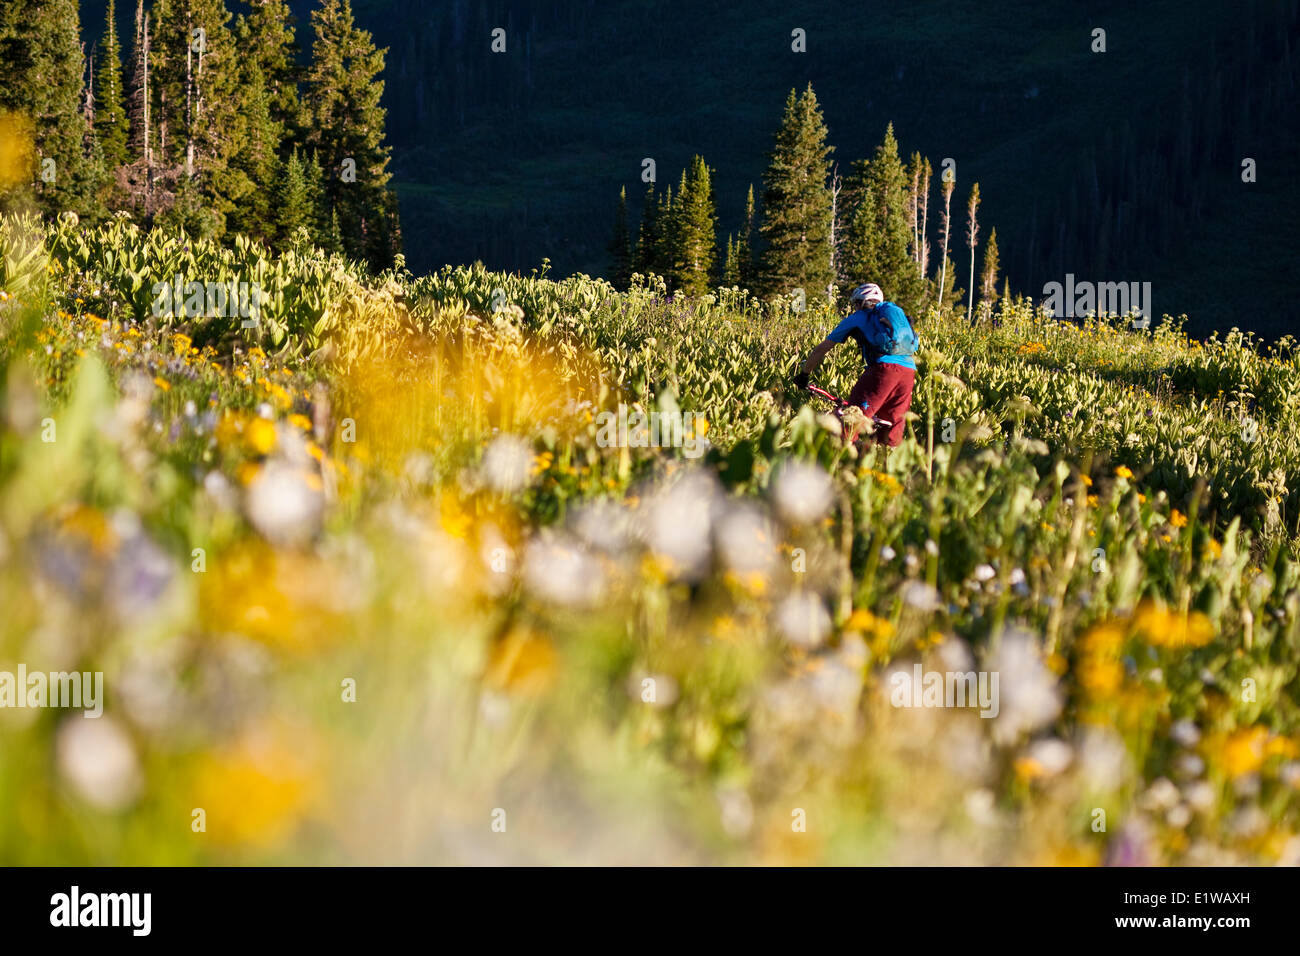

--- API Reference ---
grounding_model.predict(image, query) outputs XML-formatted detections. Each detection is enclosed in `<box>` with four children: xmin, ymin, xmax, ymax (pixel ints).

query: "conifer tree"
<box><xmin>222</xmin><ymin>0</ymin><xmax>301</xmax><ymax>240</ymax></box>
<box><xmin>654</xmin><ymin>182</ymin><xmax>674</xmax><ymax>277</ymax></box>
<box><xmin>607</xmin><ymin>185</ymin><xmax>632</xmax><ymax>289</ymax></box>
<box><xmin>828</xmin><ymin>164</ymin><xmax>842</xmax><ymax>282</ymax></box>
<box><xmin>235</xmin><ymin>0</ymin><xmax>303</xmax><ymax>152</ymax></box>
<box><xmin>736</xmin><ymin>182</ymin><xmax>756</xmax><ymax>289</ymax></box>
<box><xmin>634</xmin><ymin>181</ymin><xmax>659</xmax><ymax>277</ymax></box>
<box><xmin>758</xmin><ymin>85</ymin><xmax>834</xmax><ymax>301</ymax></box>
<box><xmin>225</xmin><ymin>69</ymin><xmax>277</xmax><ymax>239</ymax></box>
<box><xmin>302</xmin><ymin>148</ymin><xmax>331</xmax><ymax>246</ymax></box>
<box><xmin>668</xmin><ymin>155</ymin><xmax>716</xmax><ymax>295</ymax></box>
<box><xmin>980</xmin><ymin>227</ymin><xmax>1000</xmax><ymax>313</ymax></box>
<box><xmin>94</xmin><ymin>0</ymin><xmax>129</xmax><ymax>171</ymax></box>
<box><xmin>81</xmin><ymin>44</ymin><xmax>95</xmax><ymax>138</ymax></box>
<box><xmin>273</xmin><ymin>147</ymin><xmax>313</xmax><ymax>244</ymax></box>
<box><xmin>841</xmin><ymin>124</ymin><xmax>922</xmax><ymax>313</ymax></box>
<box><xmin>326</xmin><ymin>205</ymin><xmax>343</xmax><ymax>256</ymax></box>
<box><xmin>304</xmin><ymin>0</ymin><xmax>399</xmax><ymax>267</ymax></box>
<box><xmin>722</xmin><ymin>234</ymin><xmax>739</xmax><ymax>286</ymax></box>
<box><xmin>938</xmin><ymin>253</ymin><xmax>962</xmax><ymax>311</ymax></box>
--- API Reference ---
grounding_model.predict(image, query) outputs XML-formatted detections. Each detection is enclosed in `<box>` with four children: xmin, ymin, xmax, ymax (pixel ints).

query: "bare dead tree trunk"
<box><xmin>908</xmin><ymin>155</ymin><xmax>919</xmax><ymax>266</ymax></box>
<box><xmin>81</xmin><ymin>43</ymin><xmax>94</xmax><ymax>126</ymax></box>
<box><xmin>828</xmin><ymin>164</ymin><xmax>842</xmax><ymax>292</ymax></box>
<box><xmin>919</xmin><ymin>158</ymin><xmax>931</xmax><ymax>279</ymax></box>
<box><xmin>938</xmin><ymin>178</ymin><xmax>954</xmax><ymax>309</ymax></box>
<box><xmin>143</xmin><ymin>17</ymin><xmax>151</xmax><ymax>182</ymax></box>
<box><xmin>185</xmin><ymin>27</ymin><xmax>195</xmax><ymax>178</ymax></box>
<box><xmin>966</xmin><ymin>183</ymin><xmax>980</xmax><ymax>324</ymax></box>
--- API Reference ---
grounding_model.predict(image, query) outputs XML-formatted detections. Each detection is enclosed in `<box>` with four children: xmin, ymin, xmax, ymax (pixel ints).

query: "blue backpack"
<box><xmin>868</xmin><ymin>302</ymin><xmax>919</xmax><ymax>356</ymax></box>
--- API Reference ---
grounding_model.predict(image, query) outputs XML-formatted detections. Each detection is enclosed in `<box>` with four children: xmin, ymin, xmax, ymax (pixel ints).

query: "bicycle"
<box><xmin>802</xmin><ymin>381</ymin><xmax>893</xmax><ymax>447</ymax></box>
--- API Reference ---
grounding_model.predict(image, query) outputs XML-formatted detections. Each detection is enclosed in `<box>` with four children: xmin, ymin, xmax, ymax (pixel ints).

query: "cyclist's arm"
<box><xmin>800</xmin><ymin>338</ymin><xmax>837</xmax><ymax>376</ymax></box>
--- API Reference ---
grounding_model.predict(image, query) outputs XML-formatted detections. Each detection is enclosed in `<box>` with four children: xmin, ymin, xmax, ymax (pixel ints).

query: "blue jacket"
<box><xmin>826</xmin><ymin>302</ymin><xmax>917</xmax><ymax>369</ymax></box>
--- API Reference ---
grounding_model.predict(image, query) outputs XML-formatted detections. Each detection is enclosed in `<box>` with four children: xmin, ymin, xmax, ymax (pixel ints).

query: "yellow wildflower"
<box><xmin>1220</xmin><ymin>727</ymin><xmax>1269</xmax><ymax>778</ymax></box>
<box><xmin>1131</xmin><ymin>600</ymin><xmax>1213</xmax><ymax>649</ymax></box>
<box><xmin>245</xmin><ymin>417</ymin><xmax>277</xmax><ymax>456</ymax></box>
<box><xmin>483</xmin><ymin>626</ymin><xmax>558</xmax><ymax>696</ymax></box>
<box><xmin>190</xmin><ymin>730</ymin><xmax>319</xmax><ymax>850</ymax></box>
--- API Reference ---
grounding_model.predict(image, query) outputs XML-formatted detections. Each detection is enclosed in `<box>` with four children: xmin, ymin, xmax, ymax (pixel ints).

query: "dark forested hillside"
<box><xmin>78</xmin><ymin>0</ymin><xmax>1300</xmax><ymax>337</ymax></box>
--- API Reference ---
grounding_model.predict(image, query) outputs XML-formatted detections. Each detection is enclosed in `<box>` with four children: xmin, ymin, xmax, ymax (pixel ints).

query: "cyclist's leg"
<box><xmin>845</xmin><ymin>365</ymin><xmax>886</xmax><ymax>444</ymax></box>
<box><xmin>874</xmin><ymin>366</ymin><xmax>916</xmax><ymax>446</ymax></box>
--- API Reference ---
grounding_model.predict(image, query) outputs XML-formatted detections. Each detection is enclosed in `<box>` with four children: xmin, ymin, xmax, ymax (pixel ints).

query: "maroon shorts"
<box><xmin>847</xmin><ymin>362</ymin><xmax>915</xmax><ymax>447</ymax></box>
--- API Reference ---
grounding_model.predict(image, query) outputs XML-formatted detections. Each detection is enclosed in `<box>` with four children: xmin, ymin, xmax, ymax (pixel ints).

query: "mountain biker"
<box><xmin>793</xmin><ymin>282</ymin><xmax>918</xmax><ymax>447</ymax></box>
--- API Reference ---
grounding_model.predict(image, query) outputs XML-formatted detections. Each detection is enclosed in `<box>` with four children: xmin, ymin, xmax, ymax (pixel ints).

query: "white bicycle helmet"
<box><xmin>850</xmin><ymin>282</ymin><xmax>884</xmax><ymax>308</ymax></box>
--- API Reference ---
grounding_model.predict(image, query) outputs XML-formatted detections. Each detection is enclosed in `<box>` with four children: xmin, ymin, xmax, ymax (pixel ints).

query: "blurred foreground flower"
<box><xmin>56</xmin><ymin>716</ymin><xmax>142</xmax><ymax>811</ymax></box>
<box><xmin>481</xmin><ymin>435</ymin><xmax>534</xmax><ymax>494</ymax></box>
<box><xmin>244</xmin><ymin>461</ymin><xmax>324</xmax><ymax>547</ymax></box>
<box><xmin>1131</xmin><ymin>600</ymin><xmax>1214</xmax><ymax>649</ymax></box>
<box><xmin>522</xmin><ymin>533</ymin><xmax>604</xmax><ymax>606</ymax></box>
<box><xmin>771</xmin><ymin>460</ymin><xmax>833</xmax><ymax>525</ymax></box>
<box><xmin>776</xmin><ymin>592</ymin><xmax>831</xmax><ymax>649</ymax></box>
<box><xmin>989</xmin><ymin>629</ymin><xmax>1063</xmax><ymax>745</ymax></box>
<box><xmin>190</xmin><ymin>731</ymin><xmax>320</xmax><ymax>850</ymax></box>
<box><xmin>643</xmin><ymin>469</ymin><xmax>718</xmax><ymax>580</ymax></box>
<box><xmin>0</xmin><ymin>111</ymin><xmax>34</xmax><ymax>188</ymax></box>
<box><xmin>484</xmin><ymin>626</ymin><xmax>558</xmax><ymax>696</ymax></box>
<box><xmin>715</xmin><ymin>503</ymin><xmax>776</xmax><ymax>577</ymax></box>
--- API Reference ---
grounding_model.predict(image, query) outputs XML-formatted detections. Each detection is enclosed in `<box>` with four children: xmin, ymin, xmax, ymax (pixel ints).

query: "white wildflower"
<box><xmin>56</xmin><ymin>716</ymin><xmax>141</xmax><ymax>811</ymax></box>
<box><xmin>481</xmin><ymin>434</ymin><xmax>533</xmax><ymax>494</ymax></box>
<box><xmin>771</xmin><ymin>460</ymin><xmax>833</xmax><ymax>525</ymax></box>
<box><xmin>775</xmin><ymin>592</ymin><xmax>831</xmax><ymax>649</ymax></box>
